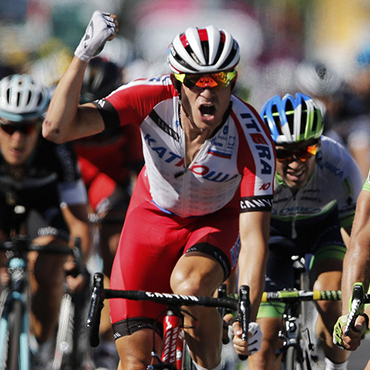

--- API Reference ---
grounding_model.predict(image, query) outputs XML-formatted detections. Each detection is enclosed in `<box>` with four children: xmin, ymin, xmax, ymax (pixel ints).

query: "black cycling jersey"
<box><xmin>0</xmin><ymin>136</ymin><xmax>86</xmax><ymax>239</ymax></box>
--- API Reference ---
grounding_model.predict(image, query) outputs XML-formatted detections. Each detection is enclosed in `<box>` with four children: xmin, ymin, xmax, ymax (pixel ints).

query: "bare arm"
<box><xmin>42</xmin><ymin>11</ymin><xmax>118</xmax><ymax>144</ymax></box>
<box><xmin>342</xmin><ymin>189</ymin><xmax>370</xmax><ymax>315</ymax></box>
<box><xmin>238</xmin><ymin>211</ymin><xmax>271</xmax><ymax>321</ymax></box>
<box><xmin>42</xmin><ymin>58</ymin><xmax>105</xmax><ymax>144</ymax></box>
<box><xmin>61</xmin><ymin>203</ymin><xmax>92</xmax><ymax>263</ymax></box>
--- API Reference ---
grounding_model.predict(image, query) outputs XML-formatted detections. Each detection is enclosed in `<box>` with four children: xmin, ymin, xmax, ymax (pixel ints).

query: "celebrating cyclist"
<box><xmin>333</xmin><ymin>171</ymin><xmax>370</xmax><ymax>367</ymax></box>
<box><xmin>0</xmin><ymin>74</ymin><xmax>91</xmax><ymax>365</ymax></box>
<box><xmin>42</xmin><ymin>10</ymin><xmax>275</xmax><ymax>370</ymax></box>
<box><xmin>247</xmin><ymin>93</ymin><xmax>363</xmax><ymax>370</ymax></box>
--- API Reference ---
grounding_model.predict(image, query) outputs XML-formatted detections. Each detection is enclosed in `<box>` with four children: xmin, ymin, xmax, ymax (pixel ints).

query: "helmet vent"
<box><xmin>285</xmin><ymin>100</ymin><xmax>295</xmax><ymax>134</ymax></box>
<box><xmin>272</xmin><ymin>105</ymin><xmax>283</xmax><ymax>135</ymax></box>
<box><xmin>300</xmin><ymin>105</ymin><xmax>308</xmax><ymax>135</ymax></box>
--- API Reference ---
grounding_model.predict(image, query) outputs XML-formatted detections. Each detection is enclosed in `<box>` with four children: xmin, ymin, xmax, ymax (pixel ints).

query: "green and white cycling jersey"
<box><xmin>271</xmin><ymin>136</ymin><xmax>363</xmax><ymax>241</ymax></box>
<box><xmin>362</xmin><ymin>168</ymin><xmax>370</xmax><ymax>193</ymax></box>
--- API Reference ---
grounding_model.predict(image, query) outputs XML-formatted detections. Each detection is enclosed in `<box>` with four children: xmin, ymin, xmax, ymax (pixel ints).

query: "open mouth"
<box><xmin>200</xmin><ymin>104</ymin><xmax>215</xmax><ymax>117</ymax></box>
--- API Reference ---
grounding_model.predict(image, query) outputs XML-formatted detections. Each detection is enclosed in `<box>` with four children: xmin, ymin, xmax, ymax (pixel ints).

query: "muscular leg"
<box><xmin>248</xmin><ymin>317</ymin><xmax>283</xmax><ymax>370</ymax></box>
<box><xmin>170</xmin><ymin>252</ymin><xmax>225</xmax><ymax>369</ymax></box>
<box><xmin>116</xmin><ymin>329</ymin><xmax>162</xmax><ymax>370</ymax></box>
<box><xmin>311</xmin><ymin>259</ymin><xmax>350</xmax><ymax>365</ymax></box>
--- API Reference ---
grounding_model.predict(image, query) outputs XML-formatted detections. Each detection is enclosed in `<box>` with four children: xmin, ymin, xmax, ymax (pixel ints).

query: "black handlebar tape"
<box><xmin>238</xmin><ymin>285</ymin><xmax>250</xmax><ymax>361</ymax></box>
<box><xmin>87</xmin><ymin>272</ymin><xmax>104</xmax><ymax>347</ymax></box>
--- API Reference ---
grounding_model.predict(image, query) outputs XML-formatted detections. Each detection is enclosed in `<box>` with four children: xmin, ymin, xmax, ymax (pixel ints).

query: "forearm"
<box><xmin>238</xmin><ymin>212</ymin><xmax>270</xmax><ymax>321</ymax></box>
<box><xmin>238</xmin><ymin>246</ymin><xmax>268</xmax><ymax>321</ymax></box>
<box><xmin>62</xmin><ymin>204</ymin><xmax>92</xmax><ymax>262</ymax></box>
<box><xmin>43</xmin><ymin>57</ymin><xmax>101</xmax><ymax>143</ymax></box>
<box><xmin>341</xmin><ymin>190</ymin><xmax>370</xmax><ymax>314</ymax></box>
<box><xmin>342</xmin><ymin>238</ymin><xmax>370</xmax><ymax>314</ymax></box>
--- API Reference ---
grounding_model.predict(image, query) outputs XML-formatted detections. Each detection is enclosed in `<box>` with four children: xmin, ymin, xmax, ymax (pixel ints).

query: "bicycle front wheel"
<box><xmin>8</xmin><ymin>300</ymin><xmax>23</xmax><ymax>370</ymax></box>
<box><xmin>284</xmin><ymin>346</ymin><xmax>305</xmax><ymax>370</ymax></box>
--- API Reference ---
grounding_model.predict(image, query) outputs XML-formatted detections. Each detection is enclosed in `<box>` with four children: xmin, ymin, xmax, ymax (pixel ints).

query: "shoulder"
<box><xmin>106</xmin><ymin>74</ymin><xmax>176</xmax><ymax>103</ymax></box>
<box><xmin>316</xmin><ymin>136</ymin><xmax>363</xmax><ymax>189</ymax></box>
<box><xmin>317</xmin><ymin>136</ymin><xmax>358</xmax><ymax>169</ymax></box>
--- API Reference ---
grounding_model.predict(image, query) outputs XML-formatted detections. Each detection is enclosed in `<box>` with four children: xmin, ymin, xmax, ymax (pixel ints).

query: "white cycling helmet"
<box><xmin>168</xmin><ymin>25</ymin><xmax>240</xmax><ymax>74</ymax></box>
<box><xmin>0</xmin><ymin>74</ymin><xmax>50</xmax><ymax>122</ymax></box>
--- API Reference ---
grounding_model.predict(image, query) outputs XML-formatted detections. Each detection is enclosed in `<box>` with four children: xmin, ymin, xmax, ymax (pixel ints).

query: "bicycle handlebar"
<box><xmin>0</xmin><ymin>237</ymin><xmax>72</xmax><ymax>255</ymax></box>
<box><xmin>262</xmin><ymin>289</ymin><xmax>342</xmax><ymax>302</ymax></box>
<box><xmin>87</xmin><ymin>272</ymin><xmax>250</xmax><ymax>353</ymax></box>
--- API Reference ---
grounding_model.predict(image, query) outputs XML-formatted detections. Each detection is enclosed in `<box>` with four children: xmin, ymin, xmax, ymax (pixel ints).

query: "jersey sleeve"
<box><xmin>362</xmin><ymin>168</ymin><xmax>370</xmax><ymax>192</ymax></box>
<box><xmin>94</xmin><ymin>75</ymin><xmax>176</xmax><ymax>130</ymax></box>
<box><xmin>233</xmin><ymin>99</ymin><xmax>276</xmax><ymax>213</ymax></box>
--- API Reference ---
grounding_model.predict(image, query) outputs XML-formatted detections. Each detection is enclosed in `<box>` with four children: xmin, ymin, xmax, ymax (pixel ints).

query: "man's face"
<box><xmin>275</xmin><ymin>140</ymin><xmax>319</xmax><ymax>191</ymax></box>
<box><xmin>174</xmin><ymin>71</ymin><xmax>236</xmax><ymax>131</ymax></box>
<box><xmin>0</xmin><ymin>119</ymin><xmax>40</xmax><ymax>166</ymax></box>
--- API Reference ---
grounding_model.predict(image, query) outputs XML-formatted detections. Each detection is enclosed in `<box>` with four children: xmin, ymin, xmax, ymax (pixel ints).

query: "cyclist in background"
<box><xmin>42</xmin><ymin>10</ymin><xmax>275</xmax><ymax>370</ymax></box>
<box><xmin>74</xmin><ymin>56</ymin><xmax>143</xmax><ymax>369</ymax></box>
<box><xmin>248</xmin><ymin>93</ymin><xmax>363</xmax><ymax>370</ymax></box>
<box><xmin>0</xmin><ymin>74</ymin><xmax>91</xmax><ymax>367</ymax></box>
<box><xmin>333</xmin><ymin>172</ymin><xmax>370</xmax><ymax>369</ymax></box>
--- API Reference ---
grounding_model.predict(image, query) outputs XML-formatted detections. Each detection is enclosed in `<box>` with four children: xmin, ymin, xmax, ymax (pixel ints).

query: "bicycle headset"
<box><xmin>0</xmin><ymin>74</ymin><xmax>50</xmax><ymax>122</ymax></box>
<box><xmin>80</xmin><ymin>56</ymin><xmax>123</xmax><ymax>103</ymax></box>
<box><xmin>260</xmin><ymin>93</ymin><xmax>324</xmax><ymax>144</ymax></box>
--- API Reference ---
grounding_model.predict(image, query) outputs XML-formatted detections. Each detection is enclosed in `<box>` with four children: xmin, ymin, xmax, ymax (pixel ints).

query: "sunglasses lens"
<box><xmin>174</xmin><ymin>71</ymin><xmax>236</xmax><ymax>90</ymax></box>
<box><xmin>276</xmin><ymin>144</ymin><xmax>318</xmax><ymax>162</ymax></box>
<box><xmin>0</xmin><ymin>123</ymin><xmax>37</xmax><ymax>135</ymax></box>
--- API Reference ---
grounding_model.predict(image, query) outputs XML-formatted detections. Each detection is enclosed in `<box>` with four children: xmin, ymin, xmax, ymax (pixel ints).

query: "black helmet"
<box><xmin>80</xmin><ymin>57</ymin><xmax>123</xmax><ymax>103</ymax></box>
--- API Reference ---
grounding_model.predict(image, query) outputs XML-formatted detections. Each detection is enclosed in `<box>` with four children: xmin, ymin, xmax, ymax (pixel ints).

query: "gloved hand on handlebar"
<box><xmin>229</xmin><ymin>318</ymin><xmax>263</xmax><ymax>356</ymax></box>
<box><xmin>333</xmin><ymin>313</ymin><xmax>369</xmax><ymax>350</ymax></box>
<box><xmin>74</xmin><ymin>10</ymin><xmax>118</xmax><ymax>62</ymax></box>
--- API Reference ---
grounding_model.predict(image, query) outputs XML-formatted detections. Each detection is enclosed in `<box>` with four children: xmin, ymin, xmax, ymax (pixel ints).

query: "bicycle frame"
<box><xmin>0</xmin><ymin>236</ymin><xmax>74</xmax><ymax>370</ymax></box>
<box><xmin>262</xmin><ymin>256</ymin><xmax>342</xmax><ymax>370</ymax></box>
<box><xmin>0</xmin><ymin>255</ymin><xmax>30</xmax><ymax>370</ymax></box>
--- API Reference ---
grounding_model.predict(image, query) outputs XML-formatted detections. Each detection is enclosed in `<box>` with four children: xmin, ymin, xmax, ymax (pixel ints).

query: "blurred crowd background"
<box><xmin>2</xmin><ymin>0</ymin><xmax>370</xmax><ymax>178</ymax></box>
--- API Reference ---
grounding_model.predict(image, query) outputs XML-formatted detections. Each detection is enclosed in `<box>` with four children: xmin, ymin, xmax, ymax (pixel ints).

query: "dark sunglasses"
<box><xmin>0</xmin><ymin>123</ymin><xmax>39</xmax><ymax>135</ymax></box>
<box><xmin>276</xmin><ymin>144</ymin><xmax>318</xmax><ymax>163</ymax></box>
<box><xmin>174</xmin><ymin>70</ymin><xmax>237</xmax><ymax>90</ymax></box>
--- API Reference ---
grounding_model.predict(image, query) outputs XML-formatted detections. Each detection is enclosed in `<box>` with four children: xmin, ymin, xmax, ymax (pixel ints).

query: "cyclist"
<box><xmin>42</xmin><ymin>10</ymin><xmax>275</xmax><ymax>370</ymax></box>
<box><xmin>75</xmin><ymin>56</ymin><xmax>143</xmax><ymax>369</ymax></box>
<box><xmin>248</xmin><ymin>93</ymin><xmax>363</xmax><ymax>370</ymax></box>
<box><xmin>333</xmin><ymin>170</ymin><xmax>370</xmax><ymax>368</ymax></box>
<box><xmin>0</xmin><ymin>74</ymin><xmax>91</xmax><ymax>365</ymax></box>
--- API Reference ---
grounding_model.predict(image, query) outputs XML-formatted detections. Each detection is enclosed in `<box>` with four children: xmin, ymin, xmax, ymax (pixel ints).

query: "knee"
<box><xmin>170</xmin><ymin>270</ymin><xmax>202</xmax><ymax>296</ymax></box>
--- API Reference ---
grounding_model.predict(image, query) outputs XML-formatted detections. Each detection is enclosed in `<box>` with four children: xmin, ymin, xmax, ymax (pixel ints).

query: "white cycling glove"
<box><xmin>74</xmin><ymin>11</ymin><xmax>116</xmax><ymax>62</ymax></box>
<box><xmin>229</xmin><ymin>321</ymin><xmax>262</xmax><ymax>355</ymax></box>
<box><xmin>247</xmin><ymin>322</ymin><xmax>263</xmax><ymax>355</ymax></box>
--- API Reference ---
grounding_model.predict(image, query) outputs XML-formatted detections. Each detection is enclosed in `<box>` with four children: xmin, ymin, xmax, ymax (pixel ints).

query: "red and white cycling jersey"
<box><xmin>95</xmin><ymin>74</ymin><xmax>275</xmax><ymax>217</ymax></box>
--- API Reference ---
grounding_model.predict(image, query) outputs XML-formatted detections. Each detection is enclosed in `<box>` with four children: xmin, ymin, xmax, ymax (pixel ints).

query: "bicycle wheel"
<box><xmin>8</xmin><ymin>300</ymin><xmax>23</xmax><ymax>370</ymax></box>
<box><xmin>284</xmin><ymin>346</ymin><xmax>304</xmax><ymax>370</ymax></box>
<box><xmin>182</xmin><ymin>342</ymin><xmax>196</xmax><ymax>370</ymax></box>
<box><xmin>52</xmin><ymin>293</ymin><xmax>74</xmax><ymax>370</ymax></box>
<box><xmin>71</xmin><ymin>285</ymin><xmax>94</xmax><ymax>370</ymax></box>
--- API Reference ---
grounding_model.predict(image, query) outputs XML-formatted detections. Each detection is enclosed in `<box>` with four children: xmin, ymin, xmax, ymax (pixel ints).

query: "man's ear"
<box><xmin>170</xmin><ymin>74</ymin><xmax>182</xmax><ymax>95</ymax></box>
<box><xmin>230</xmin><ymin>71</ymin><xmax>238</xmax><ymax>92</ymax></box>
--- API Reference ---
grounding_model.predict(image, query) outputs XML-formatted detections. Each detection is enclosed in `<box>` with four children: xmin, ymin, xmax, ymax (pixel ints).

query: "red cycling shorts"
<box><xmin>110</xmin><ymin>169</ymin><xmax>240</xmax><ymax>324</ymax></box>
